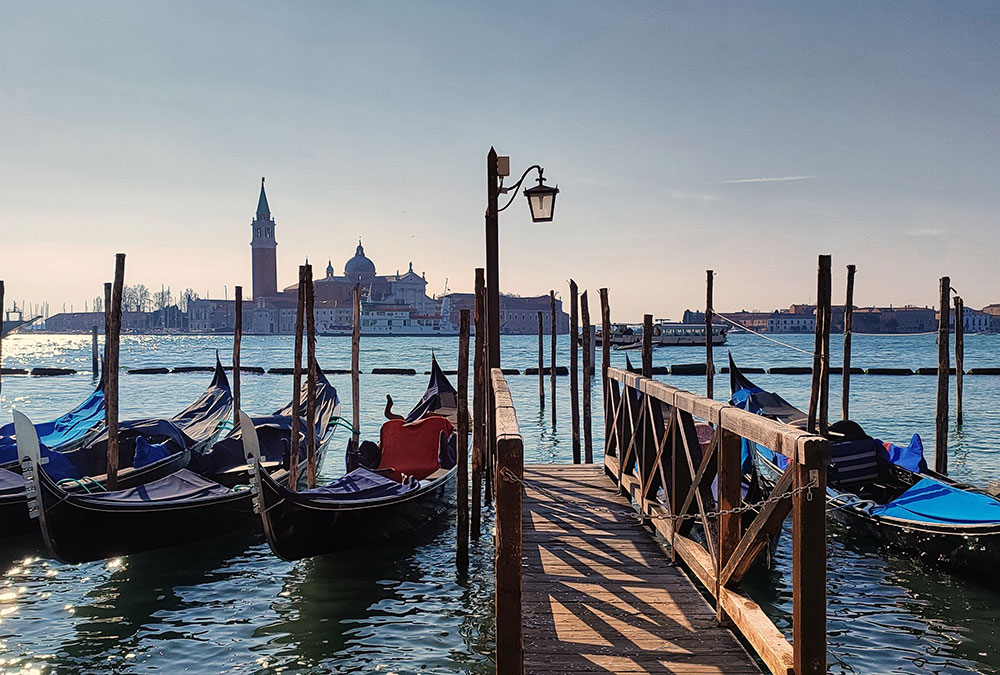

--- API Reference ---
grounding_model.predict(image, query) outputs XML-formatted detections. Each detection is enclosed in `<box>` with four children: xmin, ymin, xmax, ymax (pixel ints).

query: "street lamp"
<box><xmin>485</xmin><ymin>147</ymin><xmax>559</xmax><ymax>375</ymax></box>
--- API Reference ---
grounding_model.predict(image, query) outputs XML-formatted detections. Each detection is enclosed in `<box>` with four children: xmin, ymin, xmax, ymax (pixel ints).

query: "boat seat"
<box><xmin>378</xmin><ymin>416</ymin><xmax>453</xmax><ymax>483</ymax></box>
<box><xmin>828</xmin><ymin>437</ymin><xmax>880</xmax><ymax>492</ymax></box>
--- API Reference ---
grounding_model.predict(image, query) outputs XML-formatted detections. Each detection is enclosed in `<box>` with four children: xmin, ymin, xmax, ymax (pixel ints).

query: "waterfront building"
<box><xmin>441</xmin><ymin>293</ymin><xmax>569</xmax><ymax>334</ymax></box>
<box><xmin>767</xmin><ymin>310</ymin><xmax>815</xmax><ymax>334</ymax></box>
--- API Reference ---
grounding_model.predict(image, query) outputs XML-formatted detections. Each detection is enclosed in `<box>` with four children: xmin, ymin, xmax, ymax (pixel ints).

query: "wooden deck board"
<box><xmin>522</xmin><ymin>463</ymin><xmax>761</xmax><ymax>675</ymax></box>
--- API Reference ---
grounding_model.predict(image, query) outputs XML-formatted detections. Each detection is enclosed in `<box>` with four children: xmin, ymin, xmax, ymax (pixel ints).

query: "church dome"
<box><xmin>344</xmin><ymin>240</ymin><xmax>376</xmax><ymax>281</ymax></box>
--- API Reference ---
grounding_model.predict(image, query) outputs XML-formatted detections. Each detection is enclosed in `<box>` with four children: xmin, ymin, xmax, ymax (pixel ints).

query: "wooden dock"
<box><xmin>521</xmin><ymin>464</ymin><xmax>761</xmax><ymax>674</ymax></box>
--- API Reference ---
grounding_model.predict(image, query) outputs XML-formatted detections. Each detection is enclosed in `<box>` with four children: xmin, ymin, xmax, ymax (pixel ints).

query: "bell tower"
<box><xmin>250</xmin><ymin>177</ymin><xmax>278</xmax><ymax>300</ymax></box>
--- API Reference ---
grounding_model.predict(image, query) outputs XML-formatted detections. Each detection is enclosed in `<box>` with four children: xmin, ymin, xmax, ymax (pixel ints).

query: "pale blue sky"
<box><xmin>2</xmin><ymin>1</ymin><xmax>998</xmax><ymax>320</ymax></box>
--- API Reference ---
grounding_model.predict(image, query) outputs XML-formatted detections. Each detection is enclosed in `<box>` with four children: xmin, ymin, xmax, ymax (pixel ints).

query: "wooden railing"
<box><xmin>492</xmin><ymin>368</ymin><xmax>524</xmax><ymax>675</ymax></box>
<box><xmin>604</xmin><ymin>366</ymin><xmax>829</xmax><ymax>675</ymax></box>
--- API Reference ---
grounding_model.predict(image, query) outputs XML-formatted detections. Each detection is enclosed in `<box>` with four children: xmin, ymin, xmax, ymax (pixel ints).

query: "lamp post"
<box><xmin>485</xmin><ymin>147</ymin><xmax>559</xmax><ymax>375</ymax></box>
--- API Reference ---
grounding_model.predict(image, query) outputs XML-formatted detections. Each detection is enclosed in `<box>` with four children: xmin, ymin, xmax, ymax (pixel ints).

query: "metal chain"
<box><xmin>499</xmin><ymin>465</ymin><xmax>819</xmax><ymax>523</ymax></box>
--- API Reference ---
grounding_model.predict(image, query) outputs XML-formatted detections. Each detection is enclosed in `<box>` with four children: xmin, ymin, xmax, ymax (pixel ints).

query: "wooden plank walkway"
<box><xmin>521</xmin><ymin>463</ymin><xmax>762</xmax><ymax>674</ymax></box>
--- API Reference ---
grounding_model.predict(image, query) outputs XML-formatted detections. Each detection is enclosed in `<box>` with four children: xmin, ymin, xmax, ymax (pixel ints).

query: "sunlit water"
<box><xmin>0</xmin><ymin>332</ymin><xmax>997</xmax><ymax>673</ymax></box>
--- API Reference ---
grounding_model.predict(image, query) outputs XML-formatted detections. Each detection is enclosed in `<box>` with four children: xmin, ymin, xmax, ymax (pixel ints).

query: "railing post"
<box><xmin>716</xmin><ymin>425</ymin><xmax>741</xmax><ymax>622</ymax></box>
<box><xmin>793</xmin><ymin>440</ymin><xmax>827</xmax><ymax>675</ymax></box>
<box><xmin>493</xmin><ymin>369</ymin><xmax>523</xmax><ymax>675</ymax></box>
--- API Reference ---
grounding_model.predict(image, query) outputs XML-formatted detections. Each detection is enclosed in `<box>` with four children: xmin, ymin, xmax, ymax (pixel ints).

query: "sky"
<box><xmin>2</xmin><ymin>1</ymin><xmax>999</xmax><ymax>321</ymax></box>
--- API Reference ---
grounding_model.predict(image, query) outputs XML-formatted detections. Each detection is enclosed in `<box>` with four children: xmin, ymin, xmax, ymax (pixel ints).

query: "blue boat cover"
<box><xmin>63</xmin><ymin>418</ymin><xmax>191</xmax><ymax>478</ymax></box>
<box><xmin>304</xmin><ymin>467</ymin><xmax>416</xmax><ymax>501</ymax></box>
<box><xmin>0</xmin><ymin>382</ymin><xmax>105</xmax><ymax>464</ymax></box>
<box><xmin>875</xmin><ymin>434</ymin><xmax>927</xmax><ymax>474</ymax></box>
<box><xmin>134</xmin><ymin>436</ymin><xmax>173</xmax><ymax>468</ymax></box>
<box><xmin>0</xmin><ymin>467</ymin><xmax>25</xmax><ymax>495</ymax></box>
<box><xmin>81</xmin><ymin>469</ymin><xmax>231</xmax><ymax>504</ymax></box>
<box><xmin>870</xmin><ymin>477</ymin><xmax>1000</xmax><ymax>525</ymax></box>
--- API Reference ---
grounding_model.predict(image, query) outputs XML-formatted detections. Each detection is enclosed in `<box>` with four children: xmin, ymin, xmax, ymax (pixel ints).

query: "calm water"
<box><xmin>0</xmin><ymin>332</ymin><xmax>998</xmax><ymax>673</ymax></box>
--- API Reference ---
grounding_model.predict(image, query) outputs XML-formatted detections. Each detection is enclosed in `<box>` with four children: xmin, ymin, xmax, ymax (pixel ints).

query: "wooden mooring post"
<box><xmin>106</xmin><ymin>254</ymin><xmax>125</xmax><ymax>490</ymax></box>
<box><xmin>104</xmin><ymin>283</ymin><xmax>111</xmax><ymax>375</ymax></box>
<box><xmin>91</xmin><ymin>326</ymin><xmax>99</xmax><ymax>377</ymax></box>
<box><xmin>305</xmin><ymin>266</ymin><xmax>317</xmax><ymax>489</ymax></box>
<box><xmin>842</xmin><ymin>265</ymin><xmax>856</xmax><ymax>420</ymax></box>
<box><xmin>581</xmin><ymin>290</ymin><xmax>593</xmax><ymax>464</ymax></box>
<box><xmin>706</xmin><ymin>270</ymin><xmax>714</xmax><ymax>399</ymax></box>
<box><xmin>289</xmin><ymin>265</ymin><xmax>306</xmax><ymax>491</ymax></box>
<box><xmin>954</xmin><ymin>294</ymin><xmax>964</xmax><ymax>426</ymax></box>
<box><xmin>569</xmin><ymin>280</ymin><xmax>580</xmax><ymax>463</ymax></box>
<box><xmin>233</xmin><ymin>285</ymin><xmax>242</xmax><ymax>429</ymax></box>
<box><xmin>599</xmin><ymin>288</ymin><xmax>611</xmax><ymax>449</ymax></box>
<box><xmin>936</xmin><ymin>276</ymin><xmax>950</xmax><ymax>474</ymax></box>
<box><xmin>549</xmin><ymin>290</ymin><xmax>556</xmax><ymax>427</ymax></box>
<box><xmin>472</xmin><ymin>268</ymin><xmax>485</xmax><ymax>529</ymax></box>
<box><xmin>456</xmin><ymin>309</ymin><xmax>470</xmax><ymax>570</ymax></box>
<box><xmin>641</xmin><ymin>314</ymin><xmax>653</xmax><ymax>378</ymax></box>
<box><xmin>351</xmin><ymin>282</ymin><xmax>361</xmax><ymax>446</ymax></box>
<box><xmin>492</xmin><ymin>368</ymin><xmax>523</xmax><ymax>675</ymax></box>
<box><xmin>536</xmin><ymin>311</ymin><xmax>544</xmax><ymax>409</ymax></box>
<box><xmin>807</xmin><ymin>255</ymin><xmax>832</xmax><ymax>436</ymax></box>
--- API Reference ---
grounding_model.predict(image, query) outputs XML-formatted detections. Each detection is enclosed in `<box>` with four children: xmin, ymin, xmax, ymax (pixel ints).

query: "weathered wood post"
<box><xmin>599</xmin><ymin>288</ymin><xmax>611</xmax><ymax>451</ymax></box>
<box><xmin>569</xmin><ymin>280</ymin><xmax>580</xmax><ymax>463</ymax></box>
<box><xmin>642</xmin><ymin>314</ymin><xmax>653</xmax><ymax>378</ymax></box>
<box><xmin>456</xmin><ymin>309</ymin><xmax>470</xmax><ymax>570</ymax></box>
<box><xmin>581</xmin><ymin>290</ymin><xmax>593</xmax><ymax>464</ymax></box>
<box><xmin>706</xmin><ymin>270</ymin><xmax>714</xmax><ymax>399</ymax></box>
<box><xmin>793</xmin><ymin>437</ymin><xmax>828</xmax><ymax>675</ymax></box>
<box><xmin>472</xmin><ymin>269</ymin><xmax>485</xmax><ymax>530</ymax></box>
<box><xmin>842</xmin><ymin>265</ymin><xmax>856</xmax><ymax>420</ymax></box>
<box><xmin>104</xmin><ymin>283</ymin><xmax>111</xmax><ymax>374</ymax></box>
<box><xmin>106</xmin><ymin>254</ymin><xmax>125</xmax><ymax>490</ymax></box>
<box><xmin>954</xmin><ymin>295</ymin><xmax>964</xmax><ymax>426</ymax></box>
<box><xmin>351</xmin><ymin>282</ymin><xmax>361</xmax><ymax>446</ymax></box>
<box><xmin>289</xmin><ymin>266</ymin><xmax>306</xmax><ymax>491</ymax></box>
<box><xmin>233</xmin><ymin>285</ymin><xmax>242</xmax><ymax>428</ymax></box>
<box><xmin>305</xmin><ymin>266</ymin><xmax>317</xmax><ymax>489</ymax></box>
<box><xmin>493</xmin><ymin>369</ymin><xmax>523</xmax><ymax>675</ymax></box>
<box><xmin>807</xmin><ymin>255</ymin><xmax>832</xmax><ymax>435</ymax></box>
<box><xmin>936</xmin><ymin>277</ymin><xmax>950</xmax><ymax>474</ymax></box>
<box><xmin>91</xmin><ymin>326</ymin><xmax>99</xmax><ymax>377</ymax></box>
<box><xmin>550</xmin><ymin>290</ymin><xmax>557</xmax><ymax>426</ymax></box>
<box><xmin>537</xmin><ymin>311</ymin><xmax>544</xmax><ymax>409</ymax></box>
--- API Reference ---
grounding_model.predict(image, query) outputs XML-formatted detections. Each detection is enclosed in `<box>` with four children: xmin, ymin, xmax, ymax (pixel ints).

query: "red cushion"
<box><xmin>378</xmin><ymin>415</ymin><xmax>453</xmax><ymax>482</ymax></box>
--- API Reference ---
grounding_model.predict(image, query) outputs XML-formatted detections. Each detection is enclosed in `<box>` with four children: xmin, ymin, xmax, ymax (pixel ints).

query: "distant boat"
<box><xmin>1</xmin><ymin>305</ymin><xmax>41</xmax><ymax>337</ymax></box>
<box><xmin>601</xmin><ymin>322</ymin><xmax>727</xmax><ymax>348</ymax></box>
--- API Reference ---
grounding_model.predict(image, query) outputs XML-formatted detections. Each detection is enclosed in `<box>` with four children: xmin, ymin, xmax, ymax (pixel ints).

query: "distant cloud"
<box><xmin>669</xmin><ymin>190</ymin><xmax>719</xmax><ymax>203</ymax></box>
<box><xmin>723</xmin><ymin>176</ymin><xmax>817</xmax><ymax>184</ymax></box>
<box><xmin>905</xmin><ymin>228</ymin><xmax>948</xmax><ymax>237</ymax></box>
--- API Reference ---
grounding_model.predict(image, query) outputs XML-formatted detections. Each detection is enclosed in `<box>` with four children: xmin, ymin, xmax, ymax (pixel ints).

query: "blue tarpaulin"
<box><xmin>870</xmin><ymin>477</ymin><xmax>1000</xmax><ymax>525</ymax></box>
<box><xmin>0</xmin><ymin>383</ymin><xmax>105</xmax><ymax>464</ymax></box>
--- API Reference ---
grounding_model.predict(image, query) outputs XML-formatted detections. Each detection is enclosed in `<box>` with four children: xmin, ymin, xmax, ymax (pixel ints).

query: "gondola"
<box><xmin>15</xmin><ymin>367</ymin><xmax>341</xmax><ymax>563</ymax></box>
<box><xmin>245</xmin><ymin>361</ymin><xmax>458</xmax><ymax>561</ymax></box>
<box><xmin>1</xmin><ymin>361</ymin><xmax>232</xmax><ymax>538</ymax></box>
<box><xmin>728</xmin><ymin>354</ymin><xmax>1000</xmax><ymax>574</ymax></box>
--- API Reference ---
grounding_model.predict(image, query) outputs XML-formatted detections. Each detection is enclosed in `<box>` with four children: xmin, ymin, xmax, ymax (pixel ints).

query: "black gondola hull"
<box><xmin>257</xmin><ymin>468</ymin><xmax>456</xmax><ymax>561</ymax></box>
<box><xmin>33</xmin><ymin>469</ymin><xmax>257</xmax><ymax>564</ymax></box>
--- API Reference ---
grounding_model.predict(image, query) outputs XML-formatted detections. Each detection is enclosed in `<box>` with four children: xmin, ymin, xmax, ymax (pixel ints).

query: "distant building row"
<box><xmin>683</xmin><ymin>303</ymin><xmax>1000</xmax><ymax>334</ymax></box>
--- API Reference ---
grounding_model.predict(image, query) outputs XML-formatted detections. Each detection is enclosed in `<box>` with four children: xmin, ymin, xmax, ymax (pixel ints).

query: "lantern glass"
<box><xmin>524</xmin><ymin>182</ymin><xmax>558</xmax><ymax>222</ymax></box>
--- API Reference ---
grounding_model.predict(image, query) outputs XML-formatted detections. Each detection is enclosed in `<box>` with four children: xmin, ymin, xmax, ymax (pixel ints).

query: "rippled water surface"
<box><xmin>0</xmin><ymin>332</ymin><xmax>998</xmax><ymax>673</ymax></box>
